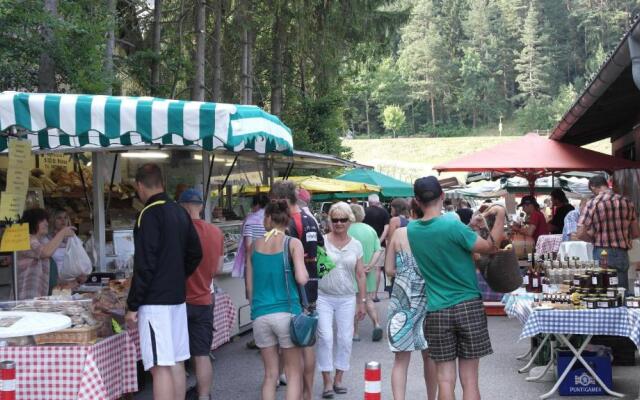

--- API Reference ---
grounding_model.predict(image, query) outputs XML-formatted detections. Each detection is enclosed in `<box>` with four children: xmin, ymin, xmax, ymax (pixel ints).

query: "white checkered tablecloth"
<box><xmin>521</xmin><ymin>307</ymin><xmax>640</xmax><ymax>348</ymax></box>
<box><xmin>128</xmin><ymin>291</ymin><xmax>236</xmax><ymax>360</ymax></box>
<box><xmin>535</xmin><ymin>234</ymin><xmax>563</xmax><ymax>256</ymax></box>
<box><xmin>502</xmin><ymin>291</ymin><xmax>535</xmax><ymax>325</ymax></box>
<box><xmin>0</xmin><ymin>332</ymin><xmax>138</xmax><ymax>400</ymax></box>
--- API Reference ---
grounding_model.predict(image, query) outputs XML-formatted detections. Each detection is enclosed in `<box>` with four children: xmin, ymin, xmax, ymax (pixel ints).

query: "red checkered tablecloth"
<box><xmin>128</xmin><ymin>292</ymin><xmax>236</xmax><ymax>360</ymax></box>
<box><xmin>0</xmin><ymin>332</ymin><xmax>138</xmax><ymax>400</ymax></box>
<box><xmin>535</xmin><ymin>234</ymin><xmax>563</xmax><ymax>256</ymax></box>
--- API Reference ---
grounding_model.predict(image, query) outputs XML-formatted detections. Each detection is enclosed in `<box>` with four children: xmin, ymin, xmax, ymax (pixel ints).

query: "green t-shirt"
<box><xmin>407</xmin><ymin>214</ymin><xmax>480</xmax><ymax>312</ymax></box>
<box><xmin>348</xmin><ymin>222</ymin><xmax>381</xmax><ymax>264</ymax></box>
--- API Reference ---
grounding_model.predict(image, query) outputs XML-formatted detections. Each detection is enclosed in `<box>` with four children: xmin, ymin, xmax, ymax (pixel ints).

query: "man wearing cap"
<box><xmin>408</xmin><ymin>176</ymin><xmax>506</xmax><ymax>400</ymax></box>
<box><xmin>577</xmin><ymin>175</ymin><xmax>639</xmax><ymax>291</ymax></box>
<box><xmin>126</xmin><ymin>164</ymin><xmax>202</xmax><ymax>400</ymax></box>
<box><xmin>179</xmin><ymin>188</ymin><xmax>224</xmax><ymax>400</ymax></box>
<box><xmin>513</xmin><ymin>195</ymin><xmax>549</xmax><ymax>243</ymax></box>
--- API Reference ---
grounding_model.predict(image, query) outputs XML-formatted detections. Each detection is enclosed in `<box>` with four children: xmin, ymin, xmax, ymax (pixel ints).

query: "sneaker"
<box><xmin>246</xmin><ymin>339</ymin><xmax>258</xmax><ymax>349</ymax></box>
<box><xmin>372</xmin><ymin>297</ymin><xmax>380</xmax><ymax>303</ymax></box>
<box><xmin>279</xmin><ymin>373</ymin><xmax>287</xmax><ymax>386</ymax></box>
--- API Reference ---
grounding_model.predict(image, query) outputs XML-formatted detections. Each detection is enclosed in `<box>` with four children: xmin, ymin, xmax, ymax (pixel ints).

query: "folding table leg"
<box><xmin>519</xmin><ymin>334</ymin><xmax>551</xmax><ymax>374</ymax></box>
<box><xmin>541</xmin><ymin>334</ymin><xmax>624</xmax><ymax>399</ymax></box>
<box><xmin>526</xmin><ymin>336</ymin><xmax>555</xmax><ymax>382</ymax></box>
<box><xmin>516</xmin><ymin>342</ymin><xmax>534</xmax><ymax>361</ymax></box>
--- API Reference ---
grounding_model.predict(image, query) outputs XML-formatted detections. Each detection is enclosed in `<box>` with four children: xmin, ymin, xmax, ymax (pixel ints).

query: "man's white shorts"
<box><xmin>137</xmin><ymin>303</ymin><xmax>190</xmax><ymax>371</ymax></box>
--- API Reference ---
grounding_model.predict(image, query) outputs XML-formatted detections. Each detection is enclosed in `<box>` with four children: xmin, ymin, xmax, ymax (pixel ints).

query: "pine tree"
<box><xmin>514</xmin><ymin>0</ymin><xmax>553</xmax><ymax>102</ymax></box>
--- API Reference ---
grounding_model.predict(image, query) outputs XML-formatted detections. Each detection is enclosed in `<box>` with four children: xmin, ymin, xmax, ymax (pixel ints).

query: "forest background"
<box><xmin>2</xmin><ymin>0</ymin><xmax>639</xmax><ymax>159</ymax></box>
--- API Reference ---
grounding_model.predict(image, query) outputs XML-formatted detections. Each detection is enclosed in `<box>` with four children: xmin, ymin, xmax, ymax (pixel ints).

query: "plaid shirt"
<box><xmin>578</xmin><ymin>190</ymin><xmax>637</xmax><ymax>249</ymax></box>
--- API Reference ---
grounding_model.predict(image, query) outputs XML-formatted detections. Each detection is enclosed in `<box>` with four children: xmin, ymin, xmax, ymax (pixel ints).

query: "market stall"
<box><xmin>0</xmin><ymin>91</ymin><xmax>298</xmax><ymax>397</ymax></box>
<box><xmin>502</xmin><ymin>289</ymin><xmax>640</xmax><ymax>399</ymax></box>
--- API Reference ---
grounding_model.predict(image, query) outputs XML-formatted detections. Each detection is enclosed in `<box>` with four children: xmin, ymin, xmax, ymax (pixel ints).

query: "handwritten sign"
<box><xmin>0</xmin><ymin>140</ymin><xmax>32</xmax><ymax>221</ymax></box>
<box><xmin>41</xmin><ymin>153</ymin><xmax>72</xmax><ymax>173</ymax></box>
<box><xmin>0</xmin><ymin>223</ymin><xmax>30</xmax><ymax>252</ymax></box>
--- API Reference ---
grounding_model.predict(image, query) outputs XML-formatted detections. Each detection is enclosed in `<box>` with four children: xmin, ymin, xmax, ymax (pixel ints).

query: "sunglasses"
<box><xmin>331</xmin><ymin>218</ymin><xmax>349</xmax><ymax>224</ymax></box>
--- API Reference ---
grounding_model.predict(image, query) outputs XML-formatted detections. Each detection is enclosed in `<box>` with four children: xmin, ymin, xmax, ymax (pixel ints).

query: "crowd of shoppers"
<box><xmin>121</xmin><ymin>164</ymin><xmax>640</xmax><ymax>400</ymax></box>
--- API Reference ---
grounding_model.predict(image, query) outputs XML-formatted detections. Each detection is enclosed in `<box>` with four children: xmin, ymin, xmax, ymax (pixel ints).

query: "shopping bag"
<box><xmin>60</xmin><ymin>236</ymin><xmax>93</xmax><ymax>280</ymax></box>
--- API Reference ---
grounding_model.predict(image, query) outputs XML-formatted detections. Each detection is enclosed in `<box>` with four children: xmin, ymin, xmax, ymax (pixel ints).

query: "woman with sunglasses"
<box><xmin>317</xmin><ymin>202</ymin><xmax>367</xmax><ymax>399</ymax></box>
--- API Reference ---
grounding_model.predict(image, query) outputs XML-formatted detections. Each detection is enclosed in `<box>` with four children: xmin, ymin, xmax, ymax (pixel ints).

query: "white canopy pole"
<box><xmin>92</xmin><ymin>153</ymin><xmax>106</xmax><ymax>271</ymax></box>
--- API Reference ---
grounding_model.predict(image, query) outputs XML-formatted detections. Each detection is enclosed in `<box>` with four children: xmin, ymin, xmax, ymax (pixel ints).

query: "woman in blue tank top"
<box><xmin>246</xmin><ymin>200</ymin><xmax>309</xmax><ymax>400</ymax></box>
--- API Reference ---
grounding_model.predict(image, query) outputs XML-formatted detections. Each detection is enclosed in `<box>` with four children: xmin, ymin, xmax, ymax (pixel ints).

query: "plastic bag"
<box><xmin>60</xmin><ymin>236</ymin><xmax>93</xmax><ymax>281</ymax></box>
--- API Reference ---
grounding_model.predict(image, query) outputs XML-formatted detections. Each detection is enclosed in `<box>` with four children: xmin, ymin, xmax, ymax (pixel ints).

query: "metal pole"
<box><xmin>12</xmin><ymin>251</ymin><xmax>17</xmax><ymax>301</ymax></box>
<box><xmin>92</xmin><ymin>153</ymin><xmax>106</xmax><ymax>271</ymax></box>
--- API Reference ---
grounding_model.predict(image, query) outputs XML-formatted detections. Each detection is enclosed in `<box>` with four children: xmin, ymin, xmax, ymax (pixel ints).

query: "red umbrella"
<box><xmin>434</xmin><ymin>133</ymin><xmax>640</xmax><ymax>194</ymax></box>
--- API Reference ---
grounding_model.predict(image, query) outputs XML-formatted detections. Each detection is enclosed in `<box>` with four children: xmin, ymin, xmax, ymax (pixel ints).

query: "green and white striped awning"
<box><xmin>0</xmin><ymin>91</ymin><xmax>293</xmax><ymax>155</ymax></box>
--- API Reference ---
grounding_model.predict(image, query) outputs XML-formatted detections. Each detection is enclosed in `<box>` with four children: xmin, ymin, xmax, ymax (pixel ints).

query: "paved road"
<box><xmin>136</xmin><ymin>298</ymin><xmax>640</xmax><ymax>399</ymax></box>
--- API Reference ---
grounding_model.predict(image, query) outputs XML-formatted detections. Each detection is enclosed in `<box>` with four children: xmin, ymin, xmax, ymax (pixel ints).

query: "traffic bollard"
<box><xmin>0</xmin><ymin>360</ymin><xmax>15</xmax><ymax>400</ymax></box>
<box><xmin>364</xmin><ymin>361</ymin><xmax>381</xmax><ymax>400</ymax></box>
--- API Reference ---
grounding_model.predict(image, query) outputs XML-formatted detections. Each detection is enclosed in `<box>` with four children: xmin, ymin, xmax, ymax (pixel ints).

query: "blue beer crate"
<box><xmin>557</xmin><ymin>351</ymin><xmax>613</xmax><ymax>396</ymax></box>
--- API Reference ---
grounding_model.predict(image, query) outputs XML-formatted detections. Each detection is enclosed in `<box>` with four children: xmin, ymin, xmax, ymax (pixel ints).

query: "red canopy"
<box><xmin>434</xmin><ymin>133</ymin><xmax>640</xmax><ymax>176</ymax></box>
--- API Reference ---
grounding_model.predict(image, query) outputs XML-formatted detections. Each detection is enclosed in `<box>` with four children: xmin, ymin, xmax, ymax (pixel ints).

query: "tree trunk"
<box><xmin>151</xmin><ymin>0</ymin><xmax>162</xmax><ymax>95</ymax></box>
<box><xmin>430</xmin><ymin>93</ymin><xmax>436</xmax><ymax>129</ymax></box>
<box><xmin>104</xmin><ymin>0</ymin><xmax>116</xmax><ymax>95</ymax></box>
<box><xmin>365</xmin><ymin>95</ymin><xmax>370</xmax><ymax>137</ymax></box>
<box><xmin>38</xmin><ymin>0</ymin><xmax>58</xmax><ymax>93</ymax></box>
<box><xmin>270</xmin><ymin>3</ymin><xmax>284</xmax><ymax>114</ymax></box>
<box><xmin>411</xmin><ymin>102</ymin><xmax>416</xmax><ymax>135</ymax></box>
<box><xmin>192</xmin><ymin>0</ymin><xmax>206</xmax><ymax>101</ymax></box>
<box><xmin>472</xmin><ymin>109</ymin><xmax>477</xmax><ymax>129</ymax></box>
<box><xmin>212</xmin><ymin>0</ymin><xmax>223</xmax><ymax>102</ymax></box>
<box><xmin>239</xmin><ymin>0</ymin><xmax>254</xmax><ymax>105</ymax></box>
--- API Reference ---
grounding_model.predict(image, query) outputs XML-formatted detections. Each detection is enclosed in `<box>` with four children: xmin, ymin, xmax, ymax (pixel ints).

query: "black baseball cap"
<box><xmin>518</xmin><ymin>195</ymin><xmax>538</xmax><ymax>208</ymax></box>
<box><xmin>414</xmin><ymin>176</ymin><xmax>443</xmax><ymax>203</ymax></box>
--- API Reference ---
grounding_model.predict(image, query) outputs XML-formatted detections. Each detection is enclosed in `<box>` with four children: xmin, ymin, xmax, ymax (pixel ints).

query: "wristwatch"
<box><xmin>360</xmin><ymin>298</ymin><xmax>367</xmax><ymax>303</ymax></box>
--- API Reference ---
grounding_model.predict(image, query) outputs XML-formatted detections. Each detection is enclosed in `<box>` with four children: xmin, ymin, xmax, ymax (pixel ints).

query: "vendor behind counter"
<box><xmin>16</xmin><ymin>208</ymin><xmax>75</xmax><ymax>299</ymax></box>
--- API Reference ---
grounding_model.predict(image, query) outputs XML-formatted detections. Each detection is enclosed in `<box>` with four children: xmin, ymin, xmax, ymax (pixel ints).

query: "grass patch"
<box><xmin>343</xmin><ymin>136</ymin><xmax>611</xmax><ymax>184</ymax></box>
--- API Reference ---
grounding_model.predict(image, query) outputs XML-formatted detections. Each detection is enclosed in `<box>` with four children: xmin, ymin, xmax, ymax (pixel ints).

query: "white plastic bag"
<box><xmin>60</xmin><ymin>236</ymin><xmax>93</xmax><ymax>281</ymax></box>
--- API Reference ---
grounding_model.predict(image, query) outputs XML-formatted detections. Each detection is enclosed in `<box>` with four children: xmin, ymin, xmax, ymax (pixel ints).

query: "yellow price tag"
<box><xmin>0</xmin><ymin>223</ymin><xmax>31</xmax><ymax>252</ymax></box>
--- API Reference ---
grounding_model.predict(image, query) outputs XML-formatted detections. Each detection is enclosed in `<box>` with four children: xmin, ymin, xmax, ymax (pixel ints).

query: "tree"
<box><xmin>381</xmin><ymin>105</ymin><xmax>406</xmax><ymax>138</ymax></box>
<box><xmin>514</xmin><ymin>1</ymin><xmax>553</xmax><ymax>102</ymax></box>
<box><xmin>38</xmin><ymin>0</ymin><xmax>58</xmax><ymax>93</ymax></box>
<box><xmin>191</xmin><ymin>0</ymin><xmax>206</xmax><ymax>101</ymax></box>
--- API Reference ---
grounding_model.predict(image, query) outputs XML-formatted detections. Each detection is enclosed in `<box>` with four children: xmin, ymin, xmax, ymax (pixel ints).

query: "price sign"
<box><xmin>0</xmin><ymin>223</ymin><xmax>30</xmax><ymax>252</ymax></box>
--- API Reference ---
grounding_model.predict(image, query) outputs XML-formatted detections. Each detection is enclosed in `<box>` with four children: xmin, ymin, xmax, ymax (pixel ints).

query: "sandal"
<box><xmin>333</xmin><ymin>385</ymin><xmax>348</xmax><ymax>394</ymax></box>
<box><xmin>322</xmin><ymin>389</ymin><xmax>335</xmax><ymax>398</ymax></box>
<box><xmin>372</xmin><ymin>327</ymin><xmax>383</xmax><ymax>342</ymax></box>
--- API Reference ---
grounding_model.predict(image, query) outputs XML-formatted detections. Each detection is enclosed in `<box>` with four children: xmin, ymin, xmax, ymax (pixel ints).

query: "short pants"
<box><xmin>187</xmin><ymin>303</ymin><xmax>214</xmax><ymax>356</ymax></box>
<box><xmin>138</xmin><ymin>303</ymin><xmax>190</xmax><ymax>371</ymax></box>
<box><xmin>253</xmin><ymin>312</ymin><xmax>295</xmax><ymax>349</ymax></box>
<box><xmin>424</xmin><ymin>298</ymin><xmax>492</xmax><ymax>362</ymax></box>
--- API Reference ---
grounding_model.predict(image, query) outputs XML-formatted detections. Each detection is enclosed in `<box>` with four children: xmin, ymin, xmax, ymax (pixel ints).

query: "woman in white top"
<box><xmin>317</xmin><ymin>202</ymin><xmax>367</xmax><ymax>399</ymax></box>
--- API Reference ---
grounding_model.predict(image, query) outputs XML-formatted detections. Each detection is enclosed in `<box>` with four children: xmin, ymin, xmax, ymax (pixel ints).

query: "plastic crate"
<box><xmin>557</xmin><ymin>351</ymin><xmax>612</xmax><ymax>396</ymax></box>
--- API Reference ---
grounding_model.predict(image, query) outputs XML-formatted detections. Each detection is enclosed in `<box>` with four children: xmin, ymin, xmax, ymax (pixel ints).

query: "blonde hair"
<box><xmin>350</xmin><ymin>204</ymin><xmax>365</xmax><ymax>222</ymax></box>
<box><xmin>329</xmin><ymin>201</ymin><xmax>356</xmax><ymax>222</ymax></box>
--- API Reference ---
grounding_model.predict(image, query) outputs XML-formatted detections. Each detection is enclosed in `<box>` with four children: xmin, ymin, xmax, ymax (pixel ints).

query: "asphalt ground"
<box><xmin>135</xmin><ymin>296</ymin><xmax>640</xmax><ymax>400</ymax></box>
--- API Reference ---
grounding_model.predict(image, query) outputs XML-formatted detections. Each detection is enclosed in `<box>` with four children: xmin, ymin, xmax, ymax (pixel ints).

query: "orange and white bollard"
<box><xmin>364</xmin><ymin>361</ymin><xmax>381</xmax><ymax>400</ymax></box>
<box><xmin>0</xmin><ymin>360</ymin><xmax>15</xmax><ymax>400</ymax></box>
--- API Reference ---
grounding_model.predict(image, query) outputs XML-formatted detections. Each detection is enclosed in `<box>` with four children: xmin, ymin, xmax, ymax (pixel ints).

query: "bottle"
<box><xmin>541</xmin><ymin>269</ymin><xmax>550</xmax><ymax>293</ymax></box>
<box><xmin>634</xmin><ymin>280</ymin><xmax>640</xmax><ymax>297</ymax></box>
<box><xmin>531</xmin><ymin>258</ymin><xmax>541</xmax><ymax>293</ymax></box>
<box><xmin>600</xmin><ymin>250</ymin><xmax>608</xmax><ymax>269</ymax></box>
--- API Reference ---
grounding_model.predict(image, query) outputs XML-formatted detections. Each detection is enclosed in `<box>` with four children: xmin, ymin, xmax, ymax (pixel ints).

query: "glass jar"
<box><xmin>605</xmin><ymin>269</ymin><xmax>619</xmax><ymax>288</ymax></box>
<box><xmin>596</xmin><ymin>298</ymin><xmax>610</xmax><ymax>309</ymax></box>
<box><xmin>585</xmin><ymin>297</ymin><xmax>598</xmax><ymax>309</ymax></box>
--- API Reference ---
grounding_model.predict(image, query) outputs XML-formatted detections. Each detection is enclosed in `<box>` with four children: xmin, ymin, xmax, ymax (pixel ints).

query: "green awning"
<box><xmin>0</xmin><ymin>92</ymin><xmax>293</xmax><ymax>155</ymax></box>
<box><xmin>336</xmin><ymin>168</ymin><xmax>413</xmax><ymax>199</ymax></box>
